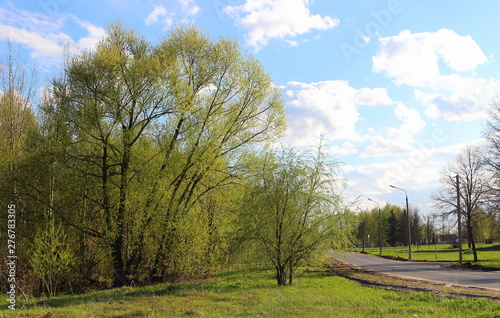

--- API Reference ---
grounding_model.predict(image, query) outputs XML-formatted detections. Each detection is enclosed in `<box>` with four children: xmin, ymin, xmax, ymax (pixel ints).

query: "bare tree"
<box><xmin>483</xmin><ymin>98</ymin><xmax>500</xmax><ymax>211</ymax></box>
<box><xmin>431</xmin><ymin>145</ymin><xmax>488</xmax><ymax>262</ymax></box>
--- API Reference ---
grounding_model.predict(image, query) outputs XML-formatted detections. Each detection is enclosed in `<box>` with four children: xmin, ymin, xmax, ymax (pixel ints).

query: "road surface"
<box><xmin>334</xmin><ymin>252</ymin><xmax>500</xmax><ymax>290</ymax></box>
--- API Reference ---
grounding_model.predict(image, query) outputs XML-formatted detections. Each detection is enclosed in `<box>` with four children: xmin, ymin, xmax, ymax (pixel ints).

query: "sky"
<box><xmin>1</xmin><ymin>0</ymin><xmax>499</xmax><ymax>214</ymax></box>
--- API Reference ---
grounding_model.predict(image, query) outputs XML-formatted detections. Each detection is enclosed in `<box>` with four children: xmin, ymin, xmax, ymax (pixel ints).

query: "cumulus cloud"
<box><xmin>0</xmin><ymin>24</ymin><xmax>65</xmax><ymax>60</ymax></box>
<box><xmin>415</xmin><ymin>90</ymin><xmax>490</xmax><ymax>121</ymax></box>
<box><xmin>144</xmin><ymin>5</ymin><xmax>168</xmax><ymax>25</ymax></box>
<box><xmin>361</xmin><ymin>103</ymin><xmax>425</xmax><ymax>158</ymax></box>
<box><xmin>373</xmin><ymin>29</ymin><xmax>487</xmax><ymax>87</ymax></box>
<box><xmin>0</xmin><ymin>7</ymin><xmax>107</xmax><ymax>64</ymax></box>
<box><xmin>372</xmin><ymin>29</ymin><xmax>495</xmax><ymax>121</ymax></box>
<box><xmin>282</xmin><ymin>80</ymin><xmax>393</xmax><ymax>147</ymax></box>
<box><xmin>329</xmin><ymin>141</ymin><xmax>358</xmax><ymax>155</ymax></box>
<box><xmin>223</xmin><ymin>0</ymin><xmax>339</xmax><ymax>50</ymax></box>
<box><xmin>75</xmin><ymin>19</ymin><xmax>106</xmax><ymax>51</ymax></box>
<box><xmin>344</xmin><ymin>137</ymin><xmax>485</xmax><ymax>210</ymax></box>
<box><xmin>178</xmin><ymin>0</ymin><xmax>200</xmax><ymax>17</ymax></box>
<box><xmin>344</xmin><ymin>159</ymin><xmax>440</xmax><ymax>197</ymax></box>
<box><xmin>144</xmin><ymin>1</ymin><xmax>200</xmax><ymax>29</ymax></box>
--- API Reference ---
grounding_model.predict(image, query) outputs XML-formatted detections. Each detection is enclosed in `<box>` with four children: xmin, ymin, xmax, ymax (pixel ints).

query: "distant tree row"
<box><xmin>355</xmin><ymin>203</ymin><xmax>433</xmax><ymax>249</ymax></box>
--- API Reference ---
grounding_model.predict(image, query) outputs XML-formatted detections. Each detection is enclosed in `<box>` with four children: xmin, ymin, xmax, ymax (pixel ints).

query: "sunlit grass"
<box><xmin>360</xmin><ymin>242</ymin><xmax>500</xmax><ymax>268</ymax></box>
<box><xmin>3</xmin><ymin>266</ymin><xmax>500</xmax><ymax>317</ymax></box>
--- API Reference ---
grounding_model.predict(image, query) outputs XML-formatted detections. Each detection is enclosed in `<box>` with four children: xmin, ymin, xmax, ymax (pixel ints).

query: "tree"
<box><xmin>411</xmin><ymin>205</ymin><xmax>422</xmax><ymax>249</ymax></box>
<box><xmin>239</xmin><ymin>141</ymin><xmax>355</xmax><ymax>286</ymax></box>
<box><xmin>431</xmin><ymin>145</ymin><xmax>488</xmax><ymax>262</ymax></box>
<box><xmin>386</xmin><ymin>210</ymin><xmax>398</xmax><ymax>247</ymax></box>
<box><xmin>424</xmin><ymin>212</ymin><xmax>436</xmax><ymax>246</ymax></box>
<box><xmin>483</xmin><ymin>98</ymin><xmax>500</xmax><ymax>210</ymax></box>
<box><xmin>46</xmin><ymin>22</ymin><xmax>286</xmax><ymax>286</ymax></box>
<box><xmin>0</xmin><ymin>41</ymin><xmax>39</xmax><ymax>294</ymax></box>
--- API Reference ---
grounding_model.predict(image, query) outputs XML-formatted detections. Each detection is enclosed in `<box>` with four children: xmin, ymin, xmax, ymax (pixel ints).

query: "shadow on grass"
<box><xmin>476</xmin><ymin>244</ymin><xmax>500</xmax><ymax>252</ymax></box>
<box><xmin>26</xmin><ymin>284</ymin><xmax>182</xmax><ymax>309</ymax></box>
<box><xmin>24</xmin><ymin>268</ymin><xmax>280</xmax><ymax>310</ymax></box>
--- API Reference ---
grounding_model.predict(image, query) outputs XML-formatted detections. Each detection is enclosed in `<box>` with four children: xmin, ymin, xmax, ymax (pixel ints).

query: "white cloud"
<box><xmin>283</xmin><ymin>80</ymin><xmax>393</xmax><ymax>147</ymax></box>
<box><xmin>344</xmin><ymin>159</ymin><xmax>440</xmax><ymax>197</ymax></box>
<box><xmin>361</xmin><ymin>103</ymin><xmax>425</xmax><ymax>158</ymax></box>
<box><xmin>329</xmin><ymin>141</ymin><xmax>358</xmax><ymax>155</ymax></box>
<box><xmin>144</xmin><ymin>5</ymin><xmax>168</xmax><ymax>25</ymax></box>
<box><xmin>373</xmin><ymin>29</ymin><xmax>487</xmax><ymax>87</ymax></box>
<box><xmin>0</xmin><ymin>24</ymin><xmax>65</xmax><ymax>60</ymax></box>
<box><xmin>75</xmin><ymin>19</ymin><xmax>106</xmax><ymax>51</ymax></box>
<box><xmin>223</xmin><ymin>0</ymin><xmax>339</xmax><ymax>50</ymax></box>
<box><xmin>344</xmin><ymin>138</ymin><xmax>486</xmax><ymax>210</ymax></box>
<box><xmin>0</xmin><ymin>8</ymin><xmax>107</xmax><ymax>64</ymax></box>
<box><xmin>355</xmin><ymin>87</ymin><xmax>394</xmax><ymax>106</ymax></box>
<box><xmin>372</xmin><ymin>29</ymin><xmax>495</xmax><ymax>121</ymax></box>
<box><xmin>178</xmin><ymin>0</ymin><xmax>200</xmax><ymax>17</ymax></box>
<box><xmin>415</xmin><ymin>90</ymin><xmax>490</xmax><ymax>121</ymax></box>
<box><xmin>144</xmin><ymin>1</ymin><xmax>199</xmax><ymax>29</ymax></box>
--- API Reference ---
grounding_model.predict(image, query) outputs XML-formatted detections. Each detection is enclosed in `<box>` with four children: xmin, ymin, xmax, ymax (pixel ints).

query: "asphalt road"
<box><xmin>334</xmin><ymin>252</ymin><xmax>500</xmax><ymax>290</ymax></box>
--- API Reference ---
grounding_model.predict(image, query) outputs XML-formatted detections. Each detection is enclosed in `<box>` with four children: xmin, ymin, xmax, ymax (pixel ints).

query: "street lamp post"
<box><xmin>368</xmin><ymin>198</ymin><xmax>382</xmax><ymax>256</ymax></box>
<box><xmin>390</xmin><ymin>185</ymin><xmax>412</xmax><ymax>260</ymax></box>
<box><xmin>363</xmin><ymin>216</ymin><xmax>367</xmax><ymax>253</ymax></box>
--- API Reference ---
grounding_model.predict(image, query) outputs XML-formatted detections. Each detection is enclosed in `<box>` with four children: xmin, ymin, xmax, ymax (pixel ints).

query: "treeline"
<box><xmin>0</xmin><ymin>22</ymin><xmax>356</xmax><ymax>296</ymax></box>
<box><xmin>356</xmin><ymin>204</ymin><xmax>430</xmax><ymax>248</ymax></box>
<box><xmin>357</xmin><ymin>203</ymin><xmax>499</xmax><ymax>250</ymax></box>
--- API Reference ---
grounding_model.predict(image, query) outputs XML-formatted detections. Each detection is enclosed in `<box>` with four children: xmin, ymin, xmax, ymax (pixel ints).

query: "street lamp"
<box><xmin>368</xmin><ymin>198</ymin><xmax>382</xmax><ymax>256</ymax></box>
<box><xmin>363</xmin><ymin>216</ymin><xmax>367</xmax><ymax>253</ymax></box>
<box><xmin>390</xmin><ymin>185</ymin><xmax>412</xmax><ymax>259</ymax></box>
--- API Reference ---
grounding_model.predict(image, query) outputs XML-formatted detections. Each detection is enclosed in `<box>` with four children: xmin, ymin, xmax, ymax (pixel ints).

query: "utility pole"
<box><xmin>457</xmin><ymin>175</ymin><xmax>462</xmax><ymax>265</ymax></box>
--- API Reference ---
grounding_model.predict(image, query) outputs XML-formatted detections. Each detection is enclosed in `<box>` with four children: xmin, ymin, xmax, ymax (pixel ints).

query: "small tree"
<box><xmin>386</xmin><ymin>210</ymin><xmax>398</xmax><ymax>247</ymax></box>
<box><xmin>29</xmin><ymin>222</ymin><xmax>74</xmax><ymax>297</ymax></box>
<box><xmin>239</xmin><ymin>140</ymin><xmax>356</xmax><ymax>286</ymax></box>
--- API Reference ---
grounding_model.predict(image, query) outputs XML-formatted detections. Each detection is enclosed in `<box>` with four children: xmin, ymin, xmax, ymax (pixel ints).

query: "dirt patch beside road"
<box><xmin>323</xmin><ymin>258</ymin><xmax>500</xmax><ymax>302</ymax></box>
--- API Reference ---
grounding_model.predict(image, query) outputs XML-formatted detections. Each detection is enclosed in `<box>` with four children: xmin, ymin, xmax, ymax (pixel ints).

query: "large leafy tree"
<box><xmin>46</xmin><ymin>22</ymin><xmax>285</xmax><ymax>286</ymax></box>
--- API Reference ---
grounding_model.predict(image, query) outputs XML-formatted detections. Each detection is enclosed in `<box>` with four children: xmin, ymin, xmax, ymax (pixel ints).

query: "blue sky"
<box><xmin>1</xmin><ymin>0</ymin><xmax>498</xmax><ymax>214</ymax></box>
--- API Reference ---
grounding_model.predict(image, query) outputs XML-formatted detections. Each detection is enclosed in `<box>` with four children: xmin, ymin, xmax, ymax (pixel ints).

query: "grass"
<box><xmin>359</xmin><ymin>242</ymin><xmax>500</xmax><ymax>269</ymax></box>
<box><xmin>3</xmin><ymin>267</ymin><xmax>500</xmax><ymax>317</ymax></box>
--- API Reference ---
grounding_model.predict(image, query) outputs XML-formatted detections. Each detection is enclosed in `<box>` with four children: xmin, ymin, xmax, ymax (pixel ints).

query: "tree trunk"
<box><xmin>112</xmin><ymin>128</ymin><xmax>132</xmax><ymax>287</ymax></box>
<box><xmin>468</xmin><ymin>218</ymin><xmax>478</xmax><ymax>262</ymax></box>
<box><xmin>276</xmin><ymin>266</ymin><xmax>287</xmax><ymax>286</ymax></box>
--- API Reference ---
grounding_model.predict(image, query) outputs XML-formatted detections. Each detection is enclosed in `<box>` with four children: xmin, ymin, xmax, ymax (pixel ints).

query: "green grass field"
<box><xmin>359</xmin><ymin>242</ymin><xmax>500</xmax><ymax>269</ymax></box>
<box><xmin>3</xmin><ymin>266</ymin><xmax>500</xmax><ymax>317</ymax></box>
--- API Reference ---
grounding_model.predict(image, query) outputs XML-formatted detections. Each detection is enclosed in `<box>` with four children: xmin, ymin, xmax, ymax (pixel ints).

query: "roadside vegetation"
<box><xmin>359</xmin><ymin>242</ymin><xmax>500</xmax><ymax>269</ymax></box>
<box><xmin>3</xmin><ymin>264</ymin><xmax>500</xmax><ymax>318</ymax></box>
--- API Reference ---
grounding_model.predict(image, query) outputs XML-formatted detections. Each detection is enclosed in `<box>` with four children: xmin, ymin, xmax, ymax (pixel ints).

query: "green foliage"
<box><xmin>238</xmin><ymin>140</ymin><xmax>356</xmax><ymax>285</ymax></box>
<box><xmin>29</xmin><ymin>222</ymin><xmax>74</xmax><ymax>297</ymax></box>
<box><xmin>16</xmin><ymin>20</ymin><xmax>287</xmax><ymax>291</ymax></box>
